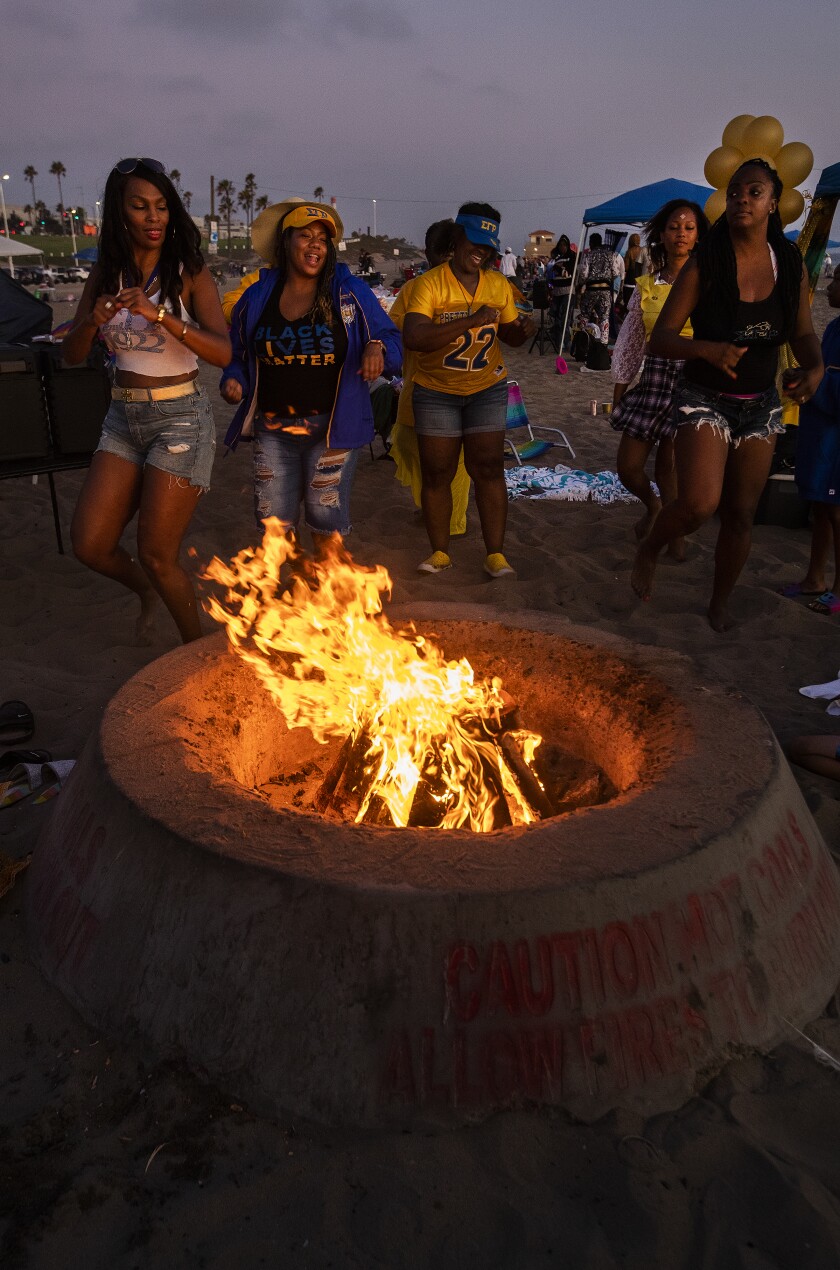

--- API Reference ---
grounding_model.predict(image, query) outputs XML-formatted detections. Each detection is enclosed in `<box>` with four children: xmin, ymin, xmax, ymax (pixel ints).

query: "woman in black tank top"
<box><xmin>631</xmin><ymin>160</ymin><xmax>823</xmax><ymax>631</ymax></box>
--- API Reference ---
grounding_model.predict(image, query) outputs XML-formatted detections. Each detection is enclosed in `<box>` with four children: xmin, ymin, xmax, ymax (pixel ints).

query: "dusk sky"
<box><xmin>5</xmin><ymin>0</ymin><xmax>839</xmax><ymax>251</ymax></box>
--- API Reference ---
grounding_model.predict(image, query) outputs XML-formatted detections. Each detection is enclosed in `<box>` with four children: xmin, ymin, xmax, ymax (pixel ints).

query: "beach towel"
<box><xmin>504</xmin><ymin>463</ymin><xmax>639</xmax><ymax>505</ymax></box>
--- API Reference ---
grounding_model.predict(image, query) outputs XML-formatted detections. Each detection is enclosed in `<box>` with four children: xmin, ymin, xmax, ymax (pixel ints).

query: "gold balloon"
<box><xmin>739</xmin><ymin>115</ymin><xmax>784</xmax><ymax>158</ymax></box>
<box><xmin>774</xmin><ymin>141</ymin><xmax>814</xmax><ymax>188</ymax></box>
<box><xmin>705</xmin><ymin>188</ymin><xmax>727</xmax><ymax>223</ymax></box>
<box><xmin>778</xmin><ymin>188</ymin><xmax>805</xmax><ymax>225</ymax></box>
<box><xmin>721</xmin><ymin>114</ymin><xmax>755</xmax><ymax>149</ymax></box>
<box><xmin>704</xmin><ymin>145</ymin><xmax>744</xmax><ymax>189</ymax></box>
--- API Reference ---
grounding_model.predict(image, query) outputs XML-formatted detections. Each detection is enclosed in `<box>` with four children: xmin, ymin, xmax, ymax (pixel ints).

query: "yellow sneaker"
<box><xmin>417</xmin><ymin>550</ymin><xmax>452</xmax><ymax>574</ymax></box>
<box><xmin>484</xmin><ymin>553</ymin><xmax>515</xmax><ymax>578</ymax></box>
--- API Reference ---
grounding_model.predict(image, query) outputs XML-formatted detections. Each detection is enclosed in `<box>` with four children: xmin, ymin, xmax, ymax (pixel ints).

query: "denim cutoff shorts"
<box><xmin>413</xmin><ymin>379</ymin><xmax>509</xmax><ymax>438</ymax></box>
<box><xmin>253</xmin><ymin>412</ymin><xmax>359</xmax><ymax>536</ymax></box>
<box><xmin>673</xmin><ymin>381</ymin><xmax>784</xmax><ymax>447</ymax></box>
<box><xmin>96</xmin><ymin>384</ymin><xmax>216</xmax><ymax>490</ymax></box>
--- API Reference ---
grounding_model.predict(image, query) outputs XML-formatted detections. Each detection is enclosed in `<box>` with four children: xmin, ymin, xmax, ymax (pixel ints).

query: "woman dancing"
<box><xmin>220</xmin><ymin>200</ymin><xmax>400</xmax><ymax>548</ymax></box>
<box><xmin>632</xmin><ymin>159</ymin><xmax>823</xmax><ymax>630</ymax></box>
<box><xmin>402</xmin><ymin>202</ymin><xmax>534</xmax><ymax>577</ymax></box>
<box><xmin>610</xmin><ymin>200</ymin><xmax>709</xmax><ymax>551</ymax></box>
<box><xmin>63</xmin><ymin>158</ymin><xmax>231</xmax><ymax>643</ymax></box>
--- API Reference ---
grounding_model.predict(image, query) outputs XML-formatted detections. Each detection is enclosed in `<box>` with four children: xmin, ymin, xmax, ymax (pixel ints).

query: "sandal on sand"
<box><xmin>0</xmin><ymin>701</ymin><xmax>35</xmax><ymax>744</ymax></box>
<box><xmin>779</xmin><ymin>582</ymin><xmax>823</xmax><ymax>598</ymax></box>
<box><xmin>808</xmin><ymin>592</ymin><xmax>840</xmax><ymax>616</ymax></box>
<box><xmin>0</xmin><ymin>749</ymin><xmax>51</xmax><ymax>779</ymax></box>
<box><xmin>0</xmin><ymin>760</ymin><xmax>76</xmax><ymax>809</ymax></box>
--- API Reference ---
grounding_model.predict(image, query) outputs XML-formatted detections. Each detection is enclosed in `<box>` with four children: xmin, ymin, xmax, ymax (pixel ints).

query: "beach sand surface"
<box><xmin>1</xmin><ymin>288</ymin><xmax>839</xmax><ymax>1268</ymax></box>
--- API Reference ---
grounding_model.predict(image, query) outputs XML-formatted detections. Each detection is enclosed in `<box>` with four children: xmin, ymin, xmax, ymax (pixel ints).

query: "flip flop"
<box><xmin>779</xmin><ymin>582</ymin><xmax>824</xmax><ymax>598</ymax></box>
<box><xmin>0</xmin><ymin>701</ymin><xmax>35</xmax><ymax>744</ymax></box>
<box><xmin>808</xmin><ymin>592</ymin><xmax>840</xmax><ymax>616</ymax></box>
<box><xmin>0</xmin><ymin>760</ymin><xmax>75</xmax><ymax>809</ymax></box>
<box><xmin>0</xmin><ymin>749</ymin><xmax>51</xmax><ymax>779</ymax></box>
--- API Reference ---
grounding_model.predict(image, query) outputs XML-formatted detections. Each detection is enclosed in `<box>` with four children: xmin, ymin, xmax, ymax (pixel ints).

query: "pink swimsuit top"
<box><xmin>100</xmin><ymin>284</ymin><xmax>199</xmax><ymax>377</ymax></box>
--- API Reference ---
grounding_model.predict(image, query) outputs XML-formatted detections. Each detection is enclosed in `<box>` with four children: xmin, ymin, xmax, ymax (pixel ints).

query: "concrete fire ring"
<box><xmin>27</xmin><ymin>604</ymin><xmax>840</xmax><ymax>1127</ymax></box>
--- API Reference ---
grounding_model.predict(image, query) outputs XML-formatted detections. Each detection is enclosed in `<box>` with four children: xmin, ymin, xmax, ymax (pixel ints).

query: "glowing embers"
<box><xmin>204</xmin><ymin>523</ymin><xmax>612</xmax><ymax>831</ymax></box>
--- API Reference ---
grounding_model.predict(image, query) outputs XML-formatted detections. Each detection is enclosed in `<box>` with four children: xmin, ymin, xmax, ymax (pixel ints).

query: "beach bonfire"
<box><xmin>204</xmin><ymin>522</ymin><xmax>610</xmax><ymax>831</ymax></box>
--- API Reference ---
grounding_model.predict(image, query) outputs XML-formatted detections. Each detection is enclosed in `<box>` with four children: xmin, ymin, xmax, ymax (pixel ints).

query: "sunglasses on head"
<box><xmin>113</xmin><ymin>157</ymin><xmax>166</xmax><ymax>175</ymax></box>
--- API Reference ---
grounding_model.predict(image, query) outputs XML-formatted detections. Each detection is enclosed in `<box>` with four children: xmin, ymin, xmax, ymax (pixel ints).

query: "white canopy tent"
<box><xmin>1</xmin><ymin>235</ymin><xmax>45</xmax><ymax>279</ymax></box>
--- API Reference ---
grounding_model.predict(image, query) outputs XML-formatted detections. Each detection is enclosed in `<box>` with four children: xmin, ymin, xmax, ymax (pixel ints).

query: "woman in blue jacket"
<box><xmin>220</xmin><ymin>200</ymin><xmax>401</xmax><ymax>546</ymax></box>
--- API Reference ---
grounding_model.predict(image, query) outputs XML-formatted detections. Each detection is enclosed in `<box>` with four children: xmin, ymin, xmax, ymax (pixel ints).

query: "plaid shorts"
<box><xmin>610</xmin><ymin>356</ymin><xmax>682</xmax><ymax>442</ymax></box>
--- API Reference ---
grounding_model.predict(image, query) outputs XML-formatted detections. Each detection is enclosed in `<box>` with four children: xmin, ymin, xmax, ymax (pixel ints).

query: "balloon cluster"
<box><xmin>703</xmin><ymin>115</ymin><xmax>813</xmax><ymax>227</ymax></box>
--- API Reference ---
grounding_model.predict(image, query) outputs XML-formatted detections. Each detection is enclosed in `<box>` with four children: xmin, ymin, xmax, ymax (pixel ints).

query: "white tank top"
<box><xmin>100</xmin><ymin>283</ymin><xmax>199</xmax><ymax>377</ymax></box>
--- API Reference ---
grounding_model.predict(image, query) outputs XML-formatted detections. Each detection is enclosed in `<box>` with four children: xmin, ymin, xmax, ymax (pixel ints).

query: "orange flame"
<box><xmin>204</xmin><ymin>521</ymin><xmax>542</xmax><ymax>831</ymax></box>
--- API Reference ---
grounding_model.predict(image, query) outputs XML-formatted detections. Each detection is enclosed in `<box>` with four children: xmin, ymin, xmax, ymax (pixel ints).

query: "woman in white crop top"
<box><xmin>62</xmin><ymin>158</ymin><xmax>231</xmax><ymax>643</ymax></box>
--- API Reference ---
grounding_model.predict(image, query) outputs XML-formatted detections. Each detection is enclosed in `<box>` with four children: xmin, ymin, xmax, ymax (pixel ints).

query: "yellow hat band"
<box><xmin>281</xmin><ymin>205</ymin><xmax>339</xmax><ymax>238</ymax></box>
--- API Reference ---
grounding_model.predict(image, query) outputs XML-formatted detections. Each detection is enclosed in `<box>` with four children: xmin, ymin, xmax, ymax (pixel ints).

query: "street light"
<box><xmin>372</xmin><ymin>198</ymin><xmax>377</xmax><ymax>238</ymax></box>
<box><xmin>67</xmin><ymin>207</ymin><xmax>78</xmax><ymax>259</ymax></box>
<box><xmin>95</xmin><ymin>200</ymin><xmax>101</xmax><ymax>231</ymax></box>
<box><xmin>0</xmin><ymin>173</ymin><xmax>13</xmax><ymax>278</ymax></box>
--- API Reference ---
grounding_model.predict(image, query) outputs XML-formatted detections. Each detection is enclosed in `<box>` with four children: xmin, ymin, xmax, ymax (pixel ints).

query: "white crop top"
<box><xmin>100</xmin><ymin>285</ymin><xmax>199</xmax><ymax>377</ymax></box>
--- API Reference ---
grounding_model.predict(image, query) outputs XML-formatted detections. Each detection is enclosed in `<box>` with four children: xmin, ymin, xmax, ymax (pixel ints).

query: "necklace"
<box><xmin>452</xmin><ymin>270</ymin><xmax>478</xmax><ymax>315</ymax></box>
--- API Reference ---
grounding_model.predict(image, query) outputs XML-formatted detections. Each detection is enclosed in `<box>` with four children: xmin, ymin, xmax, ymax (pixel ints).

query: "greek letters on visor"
<box><xmin>281</xmin><ymin>205</ymin><xmax>339</xmax><ymax>238</ymax></box>
<box><xmin>455</xmin><ymin>213</ymin><xmax>501</xmax><ymax>253</ymax></box>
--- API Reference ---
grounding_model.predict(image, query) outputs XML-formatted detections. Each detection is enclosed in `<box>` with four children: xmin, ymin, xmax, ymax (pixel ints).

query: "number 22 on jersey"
<box><xmin>442</xmin><ymin>324</ymin><xmax>496</xmax><ymax>372</ymax></box>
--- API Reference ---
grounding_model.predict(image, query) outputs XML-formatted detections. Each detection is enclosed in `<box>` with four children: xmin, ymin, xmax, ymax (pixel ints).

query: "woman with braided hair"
<box><xmin>631</xmin><ymin>159</ymin><xmax>823</xmax><ymax>630</ymax></box>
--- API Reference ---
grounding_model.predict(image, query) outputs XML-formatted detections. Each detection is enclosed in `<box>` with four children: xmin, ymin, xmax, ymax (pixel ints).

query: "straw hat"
<box><xmin>251</xmin><ymin>198</ymin><xmax>345</xmax><ymax>265</ymax></box>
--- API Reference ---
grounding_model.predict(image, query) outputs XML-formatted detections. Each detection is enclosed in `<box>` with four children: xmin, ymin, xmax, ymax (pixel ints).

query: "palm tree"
<box><xmin>216</xmin><ymin>179</ymin><xmax>235</xmax><ymax>249</ymax></box>
<box><xmin>50</xmin><ymin>162</ymin><xmax>67</xmax><ymax>234</ymax></box>
<box><xmin>313</xmin><ymin>186</ymin><xmax>324</xmax><ymax>202</ymax></box>
<box><xmin>183</xmin><ymin>191</ymin><xmax>193</xmax><ymax>213</ymax></box>
<box><xmin>23</xmin><ymin>203</ymin><xmax>33</xmax><ymax>229</ymax></box>
<box><xmin>170</xmin><ymin>168</ymin><xmax>182</xmax><ymax>193</ymax></box>
<box><xmin>255</xmin><ymin>194</ymin><xmax>269</xmax><ymax>214</ymax></box>
<box><xmin>24</xmin><ymin>165</ymin><xmax>38</xmax><ymax>210</ymax></box>
<box><xmin>237</xmin><ymin>173</ymin><xmax>257</xmax><ymax>237</ymax></box>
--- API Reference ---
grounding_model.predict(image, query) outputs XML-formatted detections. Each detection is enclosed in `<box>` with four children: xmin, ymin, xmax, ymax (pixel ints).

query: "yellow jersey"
<box><xmin>637</xmin><ymin>274</ymin><xmax>693</xmax><ymax>340</ymax></box>
<box><xmin>406</xmin><ymin>263</ymin><xmax>519</xmax><ymax>396</ymax></box>
<box><xmin>389</xmin><ymin>280</ymin><xmax>418</xmax><ymax>427</ymax></box>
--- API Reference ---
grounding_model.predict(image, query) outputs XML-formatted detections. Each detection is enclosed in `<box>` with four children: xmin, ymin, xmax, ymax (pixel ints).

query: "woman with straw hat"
<box><xmin>220</xmin><ymin>199</ymin><xmax>401</xmax><ymax>548</ymax></box>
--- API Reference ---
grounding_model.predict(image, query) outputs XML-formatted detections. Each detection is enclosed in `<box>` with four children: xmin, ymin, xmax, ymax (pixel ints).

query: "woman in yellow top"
<box><xmin>403</xmin><ymin>202</ymin><xmax>535</xmax><ymax>577</ymax></box>
<box><xmin>610</xmin><ymin>201</ymin><xmax>709</xmax><ymax>548</ymax></box>
<box><xmin>389</xmin><ymin>219</ymin><xmax>470</xmax><ymax>537</ymax></box>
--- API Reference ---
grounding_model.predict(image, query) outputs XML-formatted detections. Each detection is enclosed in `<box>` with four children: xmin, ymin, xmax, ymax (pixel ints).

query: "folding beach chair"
<box><xmin>504</xmin><ymin>380</ymin><xmax>575</xmax><ymax>465</ymax></box>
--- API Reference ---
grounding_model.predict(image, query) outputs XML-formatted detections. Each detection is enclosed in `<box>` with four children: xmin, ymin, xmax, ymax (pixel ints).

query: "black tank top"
<box><xmin>255</xmin><ymin>280</ymin><xmax>348</xmax><ymax>417</ymax></box>
<box><xmin>685</xmin><ymin>279</ymin><xmax>785</xmax><ymax>395</ymax></box>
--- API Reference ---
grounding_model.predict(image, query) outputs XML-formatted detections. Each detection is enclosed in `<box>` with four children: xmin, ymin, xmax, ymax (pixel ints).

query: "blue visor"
<box><xmin>455</xmin><ymin>213</ymin><xmax>501</xmax><ymax>253</ymax></box>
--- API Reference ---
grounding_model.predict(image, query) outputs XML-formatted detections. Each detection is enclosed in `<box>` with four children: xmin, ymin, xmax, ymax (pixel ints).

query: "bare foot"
<box><xmin>631</xmin><ymin>544</ymin><xmax>657</xmax><ymax>600</ymax></box>
<box><xmin>667</xmin><ymin>535</ymin><xmax>687</xmax><ymax>562</ymax></box>
<box><xmin>633</xmin><ymin>506</ymin><xmax>660</xmax><ymax>542</ymax></box>
<box><xmin>708</xmin><ymin>601</ymin><xmax>735</xmax><ymax>632</ymax></box>
<box><xmin>135</xmin><ymin>591</ymin><xmax>159</xmax><ymax>646</ymax></box>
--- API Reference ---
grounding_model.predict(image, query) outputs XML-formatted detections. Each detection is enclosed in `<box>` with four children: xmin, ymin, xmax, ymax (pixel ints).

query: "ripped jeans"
<box><xmin>96</xmin><ymin>385</ymin><xmax>215</xmax><ymax>490</ymax></box>
<box><xmin>252</xmin><ymin>411</ymin><xmax>359</xmax><ymax>536</ymax></box>
<box><xmin>673</xmin><ymin>381</ymin><xmax>784</xmax><ymax>447</ymax></box>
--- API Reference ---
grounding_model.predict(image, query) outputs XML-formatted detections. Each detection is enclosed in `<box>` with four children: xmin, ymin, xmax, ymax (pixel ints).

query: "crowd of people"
<box><xmin>63</xmin><ymin>158</ymin><xmax>836</xmax><ymax>673</ymax></box>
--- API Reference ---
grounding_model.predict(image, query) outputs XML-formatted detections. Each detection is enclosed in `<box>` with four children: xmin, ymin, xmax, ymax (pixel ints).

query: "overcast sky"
<box><xmin>4</xmin><ymin>0</ymin><xmax>839</xmax><ymax>251</ymax></box>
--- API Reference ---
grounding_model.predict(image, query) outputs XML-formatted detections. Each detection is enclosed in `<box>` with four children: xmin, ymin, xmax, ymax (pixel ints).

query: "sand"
<box><xmin>1</xmin><ymin>284</ymin><xmax>839</xmax><ymax>1268</ymax></box>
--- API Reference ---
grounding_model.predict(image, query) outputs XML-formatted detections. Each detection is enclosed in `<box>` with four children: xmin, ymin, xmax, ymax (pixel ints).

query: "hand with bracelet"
<box><xmin>358</xmin><ymin>338</ymin><xmax>386</xmax><ymax>381</ymax></box>
<box><xmin>117</xmin><ymin>287</ymin><xmax>189</xmax><ymax>342</ymax></box>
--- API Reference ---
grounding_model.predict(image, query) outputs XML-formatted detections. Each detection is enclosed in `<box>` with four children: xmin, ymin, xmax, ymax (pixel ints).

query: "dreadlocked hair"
<box><xmin>644</xmin><ymin>200</ymin><xmax>710</xmax><ymax>274</ymax></box>
<box><xmin>96</xmin><ymin>162</ymin><xmax>203</xmax><ymax>313</ymax></box>
<box><xmin>274</xmin><ymin>226</ymin><xmax>337</xmax><ymax>327</ymax></box>
<box><xmin>695</xmin><ymin>159</ymin><xmax>801</xmax><ymax>341</ymax></box>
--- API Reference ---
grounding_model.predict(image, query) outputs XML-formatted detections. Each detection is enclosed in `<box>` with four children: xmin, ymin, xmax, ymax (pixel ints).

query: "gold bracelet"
<box><xmin>156</xmin><ymin>303</ymin><xmax>167</xmax><ymax>326</ymax></box>
<box><xmin>179</xmin><ymin>321</ymin><xmax>188</xmax><ymax>342</ymax></box>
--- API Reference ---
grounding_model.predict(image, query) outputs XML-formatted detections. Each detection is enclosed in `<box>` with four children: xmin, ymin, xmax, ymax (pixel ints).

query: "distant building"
<box><xmin>524</xmin><ymin>230</ymin><xmax>556</xmax><ymax>259</ymax></box>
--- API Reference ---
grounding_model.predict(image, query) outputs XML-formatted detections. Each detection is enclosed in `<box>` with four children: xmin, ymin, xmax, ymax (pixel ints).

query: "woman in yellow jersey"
<box><xmin>610</xmin><ymin>201</ymin><xmax>709</xmax><ymax>549</ymax></box>
<box><xmin>389</xmin><ymin>218</ymin><xmax>470</xmax><ymax>537</ymax></box>
<box><xmin>403</xmin><ymin>202</ymin><xmax>535</xmax><ymax>577</ymax></box>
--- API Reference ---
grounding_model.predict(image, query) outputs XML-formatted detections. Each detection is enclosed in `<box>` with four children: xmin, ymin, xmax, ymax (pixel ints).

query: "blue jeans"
<box><xmin>252</xmin><ymin>412</ymin><xmax>359</xmax><ymax>535</ymax></box>
<box><xmin>413</xmin><ymin>379</ymin><xmax>508</xmax><ymax>438</ymax></box>
<box><xmin>674</xmin><ymin>381</ymin><xmax>784</xmax><ymax>447</ymax></box>
<box><xmin>96</xmin><ymin>385</ymin><xmax>216</xmax><ymax>490</ymax></box>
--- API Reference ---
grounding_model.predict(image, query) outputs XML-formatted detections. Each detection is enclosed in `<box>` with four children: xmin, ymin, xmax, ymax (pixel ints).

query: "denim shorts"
<box><xmin>253</xmin><ymin>412</ymin><xmax>360</xmax><ymax>536</ymax></box>
<box><xmin>96</xmin><ymin>384</ymin><xmax>216</xmax><ymax>490</ymax></box>
<box><xmin>413</xmin><ymin>379</ymin><xmax>509</xmax><ymax>438</ymax></box>
<box><xmin>673</xmin><ymin>381</ymin><xmax>784</xmax><ymax>447</ymax></box>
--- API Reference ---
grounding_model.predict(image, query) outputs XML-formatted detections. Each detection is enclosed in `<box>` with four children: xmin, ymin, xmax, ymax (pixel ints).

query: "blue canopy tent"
<box><xmin>561</xmin><ymin>178</ymin><xmax>714</xmax><ymax>352</ymax></box>
<box><xmin>73</xmin><ymin>247</ymin><xmax>99</xmax><ymax>263</ymax></box>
